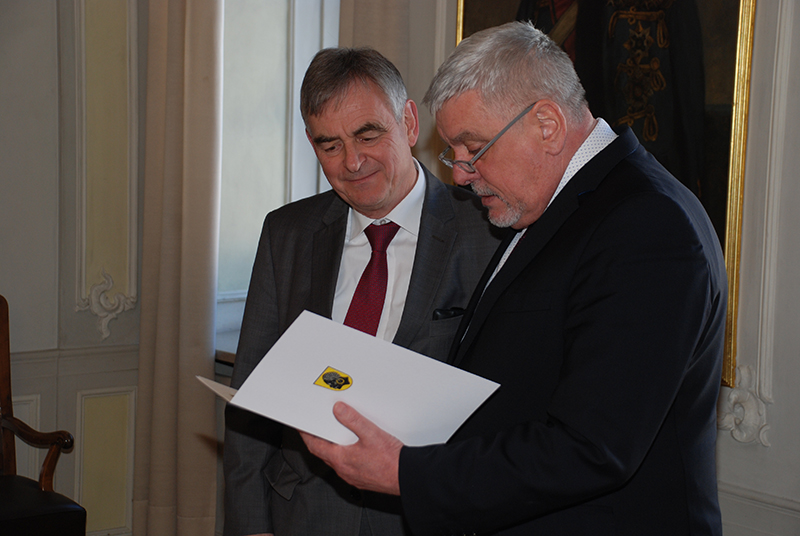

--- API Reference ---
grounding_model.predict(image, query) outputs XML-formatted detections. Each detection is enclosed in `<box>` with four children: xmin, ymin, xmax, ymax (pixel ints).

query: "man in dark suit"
<box><xmin>222</xmin><ymin>48</ymin><xmax>501</xmax><ymax>536</ymax></box>
<box><xmin>302</xmin><ymin>23</ymin><xmax>726</xmax><ymax>536</ymax></box>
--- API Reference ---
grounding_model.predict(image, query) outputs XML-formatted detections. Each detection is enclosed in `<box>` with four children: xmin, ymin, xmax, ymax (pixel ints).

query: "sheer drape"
<box><xmin>133</xmin><ymin>1</ymin><xmax>223</xmax><ymax>535</ymax></box>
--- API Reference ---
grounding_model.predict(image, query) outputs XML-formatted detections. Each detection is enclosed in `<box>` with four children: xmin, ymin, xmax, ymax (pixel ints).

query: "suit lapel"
<box><xmin>446</xmin><ymin>230</ymin><xmax>515</xmax><ymax>364</ymax></box>
<box><xmin>393</xmin><ymin>166</ymin><xmax>456</xmax><ymax>349</ymax></box>
<box><xmin>452</xmin><ymin>195</ymin><xmax>580</xmax><ymax>365</ymax></box>
<box><xmin>452</xmin><ymin>127</ymin><xmax>640</xmax><ymax>366</ymax></box>
<box><xmin>307</xmin><ymin>197</ymin><xmax>348</xmax><ymax>318</ymax></box>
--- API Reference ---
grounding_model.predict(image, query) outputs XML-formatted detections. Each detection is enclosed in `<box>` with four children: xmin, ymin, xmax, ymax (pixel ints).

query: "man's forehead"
<box><xmin>310</xmin><ymin>87</ymin><xmax>394</xmax><ymax>134</ymax></box>
<box><xmin>436</xmin><ymin>117</ymin><xmax>489</xmax><ymax>146</ymax></box>
<box><xmin>442</xmin><ymin>127</ymin><xmax>487</xmax><ymax>144</ymax></box>
<box><xmin>322</xmin><ymin>80</ymin><xmax>394</xmax><ymax>117</ymax></box>
<box><xmin>436</xmin><ymin>91</ymin><xmax>495</xmax><ymax>142</ymax></box>
<box><xmin>309</xmin><ymin>115</ymin><xmax>391</xmax><ymax>144</ymax></box>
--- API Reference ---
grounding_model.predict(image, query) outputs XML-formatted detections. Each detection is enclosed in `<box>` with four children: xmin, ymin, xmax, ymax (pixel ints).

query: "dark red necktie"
<box><xmin>343</xmin><ymin>222</ymin><xmax>400</xmax><ymax>336</ymax></box>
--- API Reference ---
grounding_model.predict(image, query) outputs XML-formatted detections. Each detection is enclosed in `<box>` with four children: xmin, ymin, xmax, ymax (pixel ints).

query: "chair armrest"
<box><xmin>2</xmin><ymin>416</ymin><xmax>75</xmax><ymax>491</ymax></box>
<box><xmin>2</xmin><ymin>416</ymin><xmax>74</xmax><ymax>450</ymax></box>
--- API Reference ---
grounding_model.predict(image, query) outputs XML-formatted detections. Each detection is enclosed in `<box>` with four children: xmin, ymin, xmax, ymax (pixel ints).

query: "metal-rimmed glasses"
<box><xmin>438</xmin><ymin>101</ymin><xmax>538</xmax><ymax>174</ymax></box>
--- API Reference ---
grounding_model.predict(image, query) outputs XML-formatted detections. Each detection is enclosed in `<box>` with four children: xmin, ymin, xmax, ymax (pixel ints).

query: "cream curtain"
<box><xmin>133</xmin><ymin>1</ymin><xmax>224</xmax><ymax>535</ymax></box>
<box><xmin>339</xmin><ymin>0</ymin><xmax>410</xmax><ymax>76</ymax></box>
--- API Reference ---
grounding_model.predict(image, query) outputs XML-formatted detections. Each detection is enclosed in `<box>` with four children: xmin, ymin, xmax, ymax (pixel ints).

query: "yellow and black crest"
<box><xmin>314</xmin><ymin>367</ymin><xmax>353</xmax><ymax>391</ymax></box>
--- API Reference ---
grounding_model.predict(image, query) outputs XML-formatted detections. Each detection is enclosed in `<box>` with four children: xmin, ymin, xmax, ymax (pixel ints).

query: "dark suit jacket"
<box><xmin>223</xmin><ymin>166</ymin><xmax>502</xmax><ymax>536</ymax></box>
<box><xmin>399</xmin><ymin>128</ymin><xmax>726</xmax><ymax>536</ymax></box>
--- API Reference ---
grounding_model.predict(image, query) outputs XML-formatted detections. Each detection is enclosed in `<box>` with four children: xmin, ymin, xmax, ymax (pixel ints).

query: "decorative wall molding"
<box><xmin>719</xmin><ymin>481</ymin><xmax>800</xmax><ymax>535</ymax></box>
<box><xmin>76</xmin><ymin>269</ymin><xmax>136</xmax><ymax>339</ymax></box>
<box><xmin>11</xmin><ymin>394</ymin><xmax>41</xmax><ymax>480</ymax></box>
<box><xmin>10</xmin><ymin>344</ymin><xmax>138</xmax><ymax>369</ymax></box>
<box><xmin>73</xmin><ymin>0</ymin><xmax>139</xmax><ymax>340</ymax></box>
<box><xmin>75</xmin><ymin>386</ymin><xmax>136</xmax><ymax>536</ymax></box>
<box><xmin>754</xmin><ymin>0</ymin><xmax>793</xmax><ymax>405</ymax></box>
<box><xmin>718</xmin><ymin>365</ymin><xmax>770</xmax><ymax>446</ymax></box>
<box><xmin>719</xmin><ymin>481</ymin><xmax>800</xmax><ymax>514</ymax></box>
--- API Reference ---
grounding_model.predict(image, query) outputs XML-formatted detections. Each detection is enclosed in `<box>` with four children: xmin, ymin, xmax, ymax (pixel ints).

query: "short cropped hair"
<box><xmin>424</xmin><ymin>22</ymin><xmax>587</xmax><ymax>123</ymax></box>
<box><xmin>300</xmin><ymin>47</ymin><xmax>407</xmax><ymax>124</ymax></box>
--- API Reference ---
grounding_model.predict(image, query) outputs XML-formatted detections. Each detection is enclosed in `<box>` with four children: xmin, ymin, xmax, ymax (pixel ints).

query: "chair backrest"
<box><xmin>0</xmin><ymin>294</ymin><xmax>18</xmax><ymax>477</ymax></box>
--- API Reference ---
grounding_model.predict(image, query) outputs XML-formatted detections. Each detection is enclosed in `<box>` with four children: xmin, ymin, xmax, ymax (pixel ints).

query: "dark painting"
<box><xmin>463</xmin><ymin>0</ymin><xmax>738</xmax><ymax>248</ymax></box>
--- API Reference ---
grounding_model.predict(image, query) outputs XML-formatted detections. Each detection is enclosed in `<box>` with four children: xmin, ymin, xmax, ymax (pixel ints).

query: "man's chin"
<box><xmin>486</xmin><ymin>204</ymin><xmax>522</xmax><ymax>228</ymax></box>
<box><xmin>487</xmin><ymin>213</ymin><xmax>519</xmax><ymax>228</ymax></box>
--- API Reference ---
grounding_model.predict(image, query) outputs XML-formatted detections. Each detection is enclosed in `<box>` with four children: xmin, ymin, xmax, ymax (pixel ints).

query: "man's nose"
<box><xmin>451</xmin><ymin>165</ymin><xmax>476</xmax><ymax>187</ymax></box>
<box><xmin>343</xmin><ymin>144</ymin><xmax>364</xmax><ymax>172</ymax></box>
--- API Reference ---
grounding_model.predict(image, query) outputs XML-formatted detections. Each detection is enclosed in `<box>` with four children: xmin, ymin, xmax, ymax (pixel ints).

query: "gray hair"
<box><xmin>300</xmin><ymin>47</ymin><xmax>407</xmax><ymax>124</ymax></box>
<box><xmin>424</xmin><ymin>22</ymin><xmax>587</xmax><ymax>123</ymax></box>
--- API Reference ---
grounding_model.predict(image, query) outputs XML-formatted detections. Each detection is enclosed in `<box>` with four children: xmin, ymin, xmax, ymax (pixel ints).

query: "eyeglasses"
<box><xmin>438</xmin><ymin>101</ymin><xmax>538</xmax><ymax>174</ymax></box>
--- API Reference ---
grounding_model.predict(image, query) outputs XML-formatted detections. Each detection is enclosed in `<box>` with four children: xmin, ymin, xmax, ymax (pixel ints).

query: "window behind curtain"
<box><xmin>217</xmin><ymin>0</ymin><xmax>340</xmax><ymax>336</ymax></box>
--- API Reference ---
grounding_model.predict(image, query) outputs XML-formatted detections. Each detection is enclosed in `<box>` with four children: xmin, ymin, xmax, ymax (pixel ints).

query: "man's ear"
<box><xmin>403</xmin><ymin>99</ymin><xmax>420</xmax><ymax>147</ymax></box>
<box><xmin>533</xmin><ymin>100</ymin><xmax>567</xmax><ymax>156</ymax></box>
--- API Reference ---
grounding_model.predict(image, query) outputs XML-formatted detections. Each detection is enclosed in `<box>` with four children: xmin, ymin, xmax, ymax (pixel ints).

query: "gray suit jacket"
<box><xmin>223</xmin><ymin>166</ymin><xmax>502</xmax><ymax>536</ymax></box>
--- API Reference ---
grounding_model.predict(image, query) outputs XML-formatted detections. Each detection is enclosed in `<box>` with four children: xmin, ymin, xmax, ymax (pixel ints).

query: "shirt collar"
<box><xmin>546</xmin><ymin>118</ymin><xmax>617</xmax><ymax>208</ymax></box>
<box><xmin>348</xmin><ymin>158</ymin><xmax>424</xmax><ymax>239</ymax></box>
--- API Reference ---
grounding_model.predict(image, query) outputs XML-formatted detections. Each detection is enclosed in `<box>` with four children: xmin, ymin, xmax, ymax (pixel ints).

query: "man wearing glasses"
<box><xmin>302</xmin><ymin>22</ymin><xmax>727</xmax><ymax>536</ymax></box>
<box><xmin>223</xmin><ymin>48</ymin><xmax>501</xmax><ymax>536</ymax></box>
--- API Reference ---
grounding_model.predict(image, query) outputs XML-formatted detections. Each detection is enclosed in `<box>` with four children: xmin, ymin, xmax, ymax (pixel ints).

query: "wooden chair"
<box><xmin>0</xmin><ymin>295</ymin><xmax>86</xmax><ymax>534</ymax></box>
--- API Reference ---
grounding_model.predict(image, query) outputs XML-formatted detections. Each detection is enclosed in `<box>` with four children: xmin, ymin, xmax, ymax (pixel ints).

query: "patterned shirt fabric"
<box><xmin>550</xmin><ymin>117</ymin><xmax>618</xmax><ymax>205</ymax></box>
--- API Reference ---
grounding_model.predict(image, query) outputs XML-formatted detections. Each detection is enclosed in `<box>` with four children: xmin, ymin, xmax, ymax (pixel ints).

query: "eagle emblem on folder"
<box><xmin>314</xmin><ymin>367</ymin><xmax>352</xmax><ymax>391</ymax></box>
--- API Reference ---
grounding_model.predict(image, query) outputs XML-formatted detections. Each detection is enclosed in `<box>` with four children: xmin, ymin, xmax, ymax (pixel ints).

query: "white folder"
<box><xmin>200</xmin><ymin>310</ymin><xmax>499</xmax><ymax>446</ymax></box>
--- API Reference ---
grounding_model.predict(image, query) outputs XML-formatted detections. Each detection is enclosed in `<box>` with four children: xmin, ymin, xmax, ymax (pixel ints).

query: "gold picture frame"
<box><xmin>722</xmin><ymin>0</ymin><xmax>756</xmax><ymax>388</ymax></box>
<box><xmin>457</xmin><ymin>0</ymin><xmax>757</xmax><ymax>387</ymax></box>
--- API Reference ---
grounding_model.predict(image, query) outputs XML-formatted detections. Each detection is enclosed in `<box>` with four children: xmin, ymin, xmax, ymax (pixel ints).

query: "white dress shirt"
<box><xmin>331</xmin><ymin>160</ymin><xmax>425</xmax><ymax>342</ymax></box>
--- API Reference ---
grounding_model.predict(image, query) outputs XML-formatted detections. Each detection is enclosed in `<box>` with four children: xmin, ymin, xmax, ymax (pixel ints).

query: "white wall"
<box><xmin>0</xmin><ymin>0</ymin><xmax>60</xmax><ymax>352</ymax></box>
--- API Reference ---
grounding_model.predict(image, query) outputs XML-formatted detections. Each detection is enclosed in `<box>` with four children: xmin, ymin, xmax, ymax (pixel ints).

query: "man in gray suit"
<box><xmin>223</xmin><ymin>48</ymin><xmax>501</xmax><ymax>536</ymax></box>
